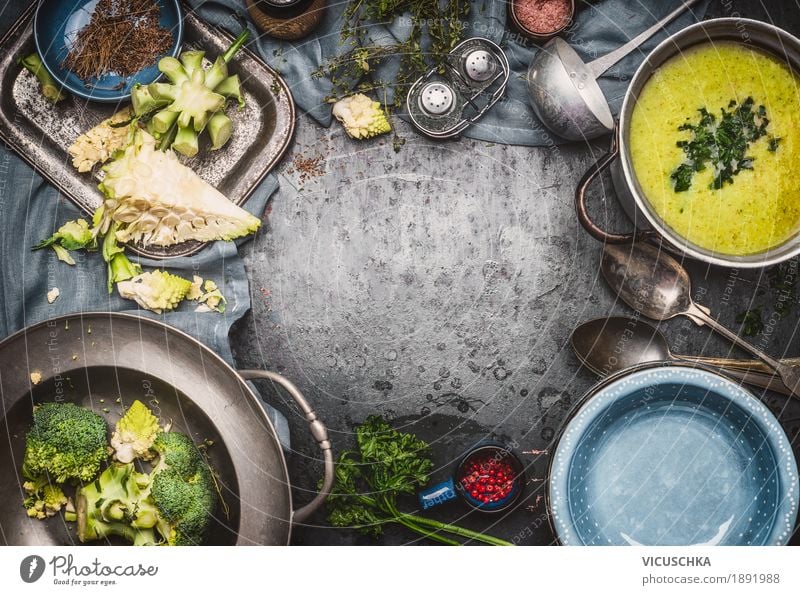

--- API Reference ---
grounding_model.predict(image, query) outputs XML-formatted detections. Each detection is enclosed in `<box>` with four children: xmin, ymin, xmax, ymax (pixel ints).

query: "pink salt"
<box><xmin>515</xmin><ymin>0</ymin><xmax>572</xmax><ymax>33</ymax></box>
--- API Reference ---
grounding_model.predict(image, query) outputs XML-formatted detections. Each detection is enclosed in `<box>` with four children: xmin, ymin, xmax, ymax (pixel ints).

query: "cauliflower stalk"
<box><xmin>96</xmin><ymin>131</ymin><xmax>260</xmax><ymax>248</ymax></box>
<box><xmin>18</xmin><ymin>53</ymin><xmax>65</xmax><ymax>104</ymax></box>
<box><xmin>130</xmin><ymin>30</ymin><xmax>248</xmax><ymax>156</ymax></box>
<box><xmin>111</xmin><ymin>400</ymin><xmax>162</xmax><ymax>464</ymax></box>
<box><xmin>33</xmin><ymin>219</ymin><xmax>95</xmax><ymax>265</ymax></box>
<box><xmin>332</xmin><ymin>93</ymin><xmax>391</xmax><ymax>140</ymax></box>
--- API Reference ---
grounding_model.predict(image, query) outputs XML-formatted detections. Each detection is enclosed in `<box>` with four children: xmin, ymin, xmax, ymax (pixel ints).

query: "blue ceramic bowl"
<box><xmin>549</xmin><ymin>365</ymin><xmax>799</xmax><ymax>546</ymax></box>
<box><xmin>34</xmin><ymin>0</ymin><xmax>183</xmax><ymax>102</ymax></box>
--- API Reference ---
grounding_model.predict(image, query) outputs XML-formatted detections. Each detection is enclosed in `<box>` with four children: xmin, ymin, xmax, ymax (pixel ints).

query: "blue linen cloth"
<box><xmin>188</xmin><ymin>0</ymin><xmax>709</xmax><ymax>145</ymax></box>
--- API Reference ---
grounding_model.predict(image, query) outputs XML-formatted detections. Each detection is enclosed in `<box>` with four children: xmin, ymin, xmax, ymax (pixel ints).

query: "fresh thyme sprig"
<box><xmin>314</xmin><ymin>0</ymin><xmax>470</xmax><ymax>107</ymax></box>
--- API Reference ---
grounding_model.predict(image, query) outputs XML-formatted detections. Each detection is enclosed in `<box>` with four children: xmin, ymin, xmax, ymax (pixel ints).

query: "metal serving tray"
<box><xmin>0</xmin><ymin>4</ymin><xmax>295</xmax><ymax>259</ymax></box>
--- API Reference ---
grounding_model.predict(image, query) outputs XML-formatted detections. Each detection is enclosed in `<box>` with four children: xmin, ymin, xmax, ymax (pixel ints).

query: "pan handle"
<box><xmin>575</xmin><ymin>124</ymin><xmax>656</xmax><ymax>244</ymax></box>
<box><xmin>238</xmin><ymin>369</ymin><xmax>334</xmax><ymax>525</ymax></box>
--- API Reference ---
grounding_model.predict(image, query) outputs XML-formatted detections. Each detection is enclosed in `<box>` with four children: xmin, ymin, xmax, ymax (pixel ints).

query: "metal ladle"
<box><xmin>571</xmin><ymin>316</ymin><xmax>795</xmax><ymax>397</ymax></box>
<box><xmin>526</xmin><ymin>0</ymin><xmax>702</xmax><ymax>141</ymax></box>
<box><xmin>601</xmin><ymin>242</ymin><xmax>800</xmax><ymax>397</ymax></box>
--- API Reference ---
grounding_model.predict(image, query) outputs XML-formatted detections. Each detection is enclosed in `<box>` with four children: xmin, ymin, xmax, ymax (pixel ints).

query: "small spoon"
<box><xmin>526</xmin><ymin>0</ymin><xmax>702</xmax><ymax>140</ymax></box>
<box><xmin>601</xmin><ymin>242</ymin><xmax>800</xmax><ymax>397</ymax></box>
<box><xmin>571</xmin><ymin>316</ymin><xmax>793</xmax><ymax>396</ymax></box>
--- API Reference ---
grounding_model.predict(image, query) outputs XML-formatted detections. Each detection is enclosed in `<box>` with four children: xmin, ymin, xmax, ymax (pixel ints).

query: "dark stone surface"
<box><xmin>230</xmin><ymin>0</ymin><xmax>800</xmax><ymax>545</ymax></box>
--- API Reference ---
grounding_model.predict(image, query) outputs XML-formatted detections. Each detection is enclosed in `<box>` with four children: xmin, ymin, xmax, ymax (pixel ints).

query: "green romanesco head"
<box><xmin>110</xmin><ymin>400</ymin><xmax>161</xmax><ymax>464</ymax></box>
<box><xmin>151</xmin><ymin>432</ymin><xmax>218</xmax><ymax>545</ymax></box>
<box><xmin>116</xmin><ymin>270</ymin><xmax>193</xmax><ymax>314</ymax></box>
<box><xmin>332</xmin><ymin>93</ymin><xmax>391</xmax><ymax>140</ymax></box>
<box><xmin>23</xmin><ymin>402</ymin><xmax>108</xmax><ymax>484</ymax></box>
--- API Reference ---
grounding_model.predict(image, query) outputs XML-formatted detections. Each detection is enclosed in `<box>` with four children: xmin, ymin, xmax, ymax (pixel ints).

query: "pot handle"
<box><xmin>238</xmin><ymin>369</ymin><xmax>334</xmax><ymax>525</ymax></box>
<box><xmin>575</xmin><ymin>124</ymin><xmax>656</xmax><ymax>244</ymax></box>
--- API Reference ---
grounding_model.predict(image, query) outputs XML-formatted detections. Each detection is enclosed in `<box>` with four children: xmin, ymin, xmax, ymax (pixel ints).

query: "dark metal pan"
<box><xmin>0</xmin><ymin>312</ymin><xmax>333</xmax><ymax>546</ymax></box>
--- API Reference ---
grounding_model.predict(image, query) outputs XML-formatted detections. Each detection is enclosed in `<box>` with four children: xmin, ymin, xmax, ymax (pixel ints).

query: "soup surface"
<box><xmin>630</xmin><ymin>41</ymin><xmax>800</xmax><ymax>255</ymax></box>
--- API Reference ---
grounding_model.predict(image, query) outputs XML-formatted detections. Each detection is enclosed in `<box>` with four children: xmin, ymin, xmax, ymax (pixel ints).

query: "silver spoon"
<box><xmin>601</xmin><ymin>242</ymin><xmax>800</xmax><ymax>397</ymax></box>
<box><xmin>571</xmin><ymin>316</ymin><xmax>793</xmax><ymax>396</ymax></box>
<box><xmin>526</xmin><ymin>0</ymin><xmax>701</xmax><ymax>141</ymax></box>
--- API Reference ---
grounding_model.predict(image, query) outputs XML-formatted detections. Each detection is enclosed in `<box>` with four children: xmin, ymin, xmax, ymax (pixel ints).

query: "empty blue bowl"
<box><xmin>34</xmin><ymin>0</ymin><xmax>183</xmax><ymax>102</ymax></box>
<box><xmin>549</xmin><ymin>365</ymin><xmax>799</xmax><ymax>546</ymax></box>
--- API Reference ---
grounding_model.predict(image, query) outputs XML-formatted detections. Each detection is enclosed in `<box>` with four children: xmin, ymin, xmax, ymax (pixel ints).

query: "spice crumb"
<box><xmin>287</xmin><ymin>153</ymin><xmax>326</xmax><ymax>185</ymax></box>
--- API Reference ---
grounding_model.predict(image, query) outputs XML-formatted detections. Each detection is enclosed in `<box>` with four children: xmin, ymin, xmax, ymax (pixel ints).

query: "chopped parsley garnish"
<box><xmin>670</xmin><ymin>97</ymin><xmax>780</xmax><ymax>192</ymax></box>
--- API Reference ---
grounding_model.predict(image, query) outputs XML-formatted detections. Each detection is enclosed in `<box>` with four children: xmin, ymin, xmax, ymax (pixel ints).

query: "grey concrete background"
<box><xmin>229</xmin><ymin>0</ymin><xmax>800</xmax><ymax>545</ymax></box>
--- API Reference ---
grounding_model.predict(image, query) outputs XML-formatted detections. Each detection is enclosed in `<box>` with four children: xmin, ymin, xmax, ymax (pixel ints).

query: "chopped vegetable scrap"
<box><xmin>18</xmin><ymin>53</ymin><xmax>65</xmax><ymax>103</ymax></box>
<box><xmin>68</xmin><ymin>108</ymin><xmax>134</xmax><ymax>172</ymax></box>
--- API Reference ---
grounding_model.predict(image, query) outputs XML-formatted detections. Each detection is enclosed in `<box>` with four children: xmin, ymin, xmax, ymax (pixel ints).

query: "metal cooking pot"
<box><xmin>576</xmin><ymin>18</ymin><xmax>800</xmax><ymax>269</ymax></box>
<box><xmin>0</xmin><ymin>313</ymin><xmax>334</xmax><ymax>546</ymax></box>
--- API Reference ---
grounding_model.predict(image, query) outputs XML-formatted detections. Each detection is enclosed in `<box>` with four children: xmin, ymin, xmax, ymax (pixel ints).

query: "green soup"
<box><xmin>630</xmin><ymin>42</ymin><xmax>800</xmax><ymax>255</ymax></box>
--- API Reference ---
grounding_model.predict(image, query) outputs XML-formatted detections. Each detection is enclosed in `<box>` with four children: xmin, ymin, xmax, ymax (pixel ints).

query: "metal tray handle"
<box><xmin>575</xmin><ymin>125</ymin><xmax>656</xmax><ymax>244</ymax></box>
<box><xmin>238</xmin><ymin>369</ymin><xmax>334</xmax><ymax>525</ymax></box>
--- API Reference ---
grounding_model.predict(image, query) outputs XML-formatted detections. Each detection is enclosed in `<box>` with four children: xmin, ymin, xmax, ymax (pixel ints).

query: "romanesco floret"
<box><xmin>332</xmin><ymin>93</ymin><xmax>391</xmax><ymax>140</ymax></box>
<box><xmin>23</xmin><ymin>478</ymin><xmax>68</xmax><ymax>519</ymax></box>
<box><xmin>116</xmin><ymin>270</ymin><xmax>193</xmax><ymax>313</ymax></box>
<box><xmin>111</xmin><ymin>400</ymin><xmax>161</xmax><ymax>464</ymax></box>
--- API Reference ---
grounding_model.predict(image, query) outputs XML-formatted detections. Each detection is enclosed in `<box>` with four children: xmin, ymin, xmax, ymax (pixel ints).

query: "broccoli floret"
<box><xmin>23</xmin><ymin>477</ymin><xmax>68</xmax><ymax>519</ymax></box>
<box><xmin>23</xmin><ymin>402</ymin><xmax>107</xmax><ymax>484</ymax></box>
<box><xmin>76</xmin><ymin>463</ymin><xmax>159</xmax><ymax>546</ymax></box>
<box><xmin>150</xmin><ymin>432</ymin><xmax>218</xmax><ymax>545</ymax></box>
<box><xmin>110</xmin><ymin>400</ymin><xmax>161</xmax><ymax>463</ymax></box>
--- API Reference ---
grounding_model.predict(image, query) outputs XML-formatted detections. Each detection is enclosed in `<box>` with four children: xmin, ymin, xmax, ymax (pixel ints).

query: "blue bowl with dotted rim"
<box><xmin>34</xmin><ymin>0</ymin><xmax>183</xmax><ymax>102</ymax></box>
<box><xmin>548</xmin><ymin>364</ymin><xmax>799</xmax><ymax>546</ymax></box>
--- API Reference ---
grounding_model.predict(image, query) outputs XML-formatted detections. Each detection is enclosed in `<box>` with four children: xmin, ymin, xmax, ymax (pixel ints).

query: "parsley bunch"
<box><xmin>326</xmin><ymin>416</ymin><xmax>513</xmax><ymax>545</ymax></box>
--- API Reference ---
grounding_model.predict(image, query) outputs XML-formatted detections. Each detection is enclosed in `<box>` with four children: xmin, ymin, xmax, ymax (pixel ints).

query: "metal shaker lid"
<box><xmin>418</xmin><ymin>82</ymin><xmax>455</xmax><ymax>116</ymax></box>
